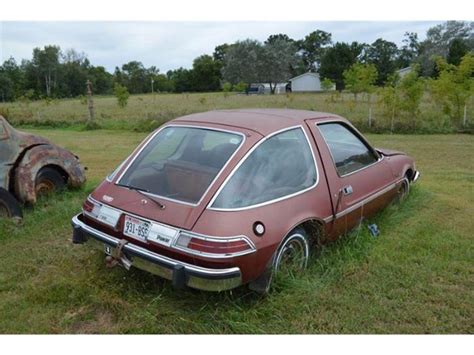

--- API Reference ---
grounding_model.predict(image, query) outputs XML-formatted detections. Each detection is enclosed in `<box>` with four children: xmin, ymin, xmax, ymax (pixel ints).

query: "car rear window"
<box><xmin>118</xmin><ymin>126</ymin><xmax>244</xmax><ymax>205</ymax></box>
<box><xmin>211</xmin><ymin>127</ymin><xmax>317</xmax><ymax>210</ymax></box>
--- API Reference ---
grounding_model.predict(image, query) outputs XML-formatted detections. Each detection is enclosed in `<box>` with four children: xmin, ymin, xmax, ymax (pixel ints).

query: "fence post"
<box><xmin>86</xmin><ymin>80</ymin><xmax>95</xmax><ymax>125</ymax></box>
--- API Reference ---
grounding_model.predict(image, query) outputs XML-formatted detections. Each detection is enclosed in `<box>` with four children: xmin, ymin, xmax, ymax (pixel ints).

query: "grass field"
<box><xmin>0</xmin><ymin>128</ymin><xmax>472</xmax><ymax>334</ymax></box>
<box><xmin>1</xmin><ymin>91</ymin><xmax>472</xmax><ymax>133</ymax></box>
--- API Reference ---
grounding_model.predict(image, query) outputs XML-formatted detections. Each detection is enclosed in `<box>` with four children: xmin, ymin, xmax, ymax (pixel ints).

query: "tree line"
<box><xmin>0</xmin><ymin>20</ymin><xmax>472</xmax><ymax>101</ymax></box>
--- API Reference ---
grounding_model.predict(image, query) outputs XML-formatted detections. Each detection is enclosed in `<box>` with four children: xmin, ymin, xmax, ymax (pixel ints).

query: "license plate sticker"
<box><xmin>123</xmin><ymin>215</ymin><xmax>150</xmax><ymax>241</ymax></box>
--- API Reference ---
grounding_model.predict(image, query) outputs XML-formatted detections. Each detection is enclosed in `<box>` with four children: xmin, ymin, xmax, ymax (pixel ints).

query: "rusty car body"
<box><xmin>0</xmin><ymin>116</ymin><xmax>86</xmax><ymax>218</ymax></box>
<box><xmin>71</xmin><ymin>109</ymin><xmax>419</xmax><ymax>293</ymax></box>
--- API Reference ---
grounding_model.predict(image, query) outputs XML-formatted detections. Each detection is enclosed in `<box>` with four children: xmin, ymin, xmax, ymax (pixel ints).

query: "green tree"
<box><xmin>417</xmin><ymin>21</ymin><xmax>474</xmax><ymax>76</ymax></box>
<box><xmin>222</xmin><ymin>39</ymin><xmax>263</xmax><ymax>86</ymax></box>
<box><xmin>260</xmin><ymin>38</ymin><xmax>299</xmax><ymax>94</ymax></box>
<box><xmin>265</xmin><ymin>34</ymin><xmax>294</xmax><ymax>45</ymax></box>
<box><xmin>119</xmin><ymin>61</ymin><xmax>147</xmax><ymax>94</ymax></box>
<box><xmin>398</xmin><ymin>67</ymin><xmax>425</xmax><ymax>129</ymax></box>
<box><xmin>343</xmin><ymin>63</ymin><xmax>378</xmax><ymax>100</ymax></box>
<box><xmin>319</xmin><ymin>42</ymin><xmax>364</xmax><ymax>91</ymax></box>
<box><xmin>153</xmin><ymin>73</ymin><xmax>174</xmax><ymax>92</ymax></box>
<box><xmin>222</xmin><ymin>38</ymin><xmax>299</xmax><ymax>94</ymax></box>
<box><xmin>297</xmin><ymin>30</ymin><xmax>332</xmax><ymax>71</ymax></box>
<box><xmin>397</xmin><ymin>32</ymin><xmax>420</xmax><ymax>68</ymax></box>
<box><xmin>61</xmin><ymin>49</ymin><xmax>90</xmax><ymax>97</ymax></box>
<box><xmin>113</xmin><ymin>83</ymin><xmax>130</xmax><ymax>108</ymax></box>
<box><xmin>167</xmin><ymin>67</ymin><xmax>193</xmax><ymax>93</ymax></box>
<box><xmin>30</xmin><ymin>45</ymin><xmax>62</xmax><ymax>97</ymax></box>
<box><xmin>366</xmin><ymin>38</ymin><xmax>399</xmax><ymax>85</ymax></box>
<box><xmin>377</xmin><ymin>73</ymin><xmax>402</xmax><ymax>132</ymax></box>
<box><xmin>0</xmin><ymin>73</ymin><xmax>14</xmax><ymax>102</ymax></box>
<box><xmin>88</xmin><ymin>66</ymin><xmax>113</xmax><ymax>94</ymax></box>
<box><xmin>190</xmin><ymin>55</ymin><xmax>222</xmax><ymax>92</ymax></box>
<box><xmin>430</xmin><ymin>53</ymin><xmax>474</xmax><ymax>126</ymax></box>
<box><xmin>213</xmin><ymin>43</ymin><xmax>231</xmax><ymax>63</ymax></box>
<box><xmin>447</xmin><ymin>38</ymin><xmax>469</xmax><ymax>66</ymax></box>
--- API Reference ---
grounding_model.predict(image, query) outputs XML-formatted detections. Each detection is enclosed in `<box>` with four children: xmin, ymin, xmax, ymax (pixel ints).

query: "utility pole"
<box><xmin>86</xmin><ymin>79</ymin><xmax>95</xmax><ymax>125</ymax></box>
<box><xmin>151</xmin><ymin>78</ymin><xmax>155</xmax><ymax>94</ymax></box>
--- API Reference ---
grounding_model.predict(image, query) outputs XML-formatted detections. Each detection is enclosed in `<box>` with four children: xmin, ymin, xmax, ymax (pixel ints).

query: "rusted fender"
<box><xmin>14</xmin><ymin>144</ymin><xmax>86</xmax><ymax>204</ymax></box>
<box><xmin>1</xmin><ymin>116</ymin><xmax>50</xmax><ymax>190</ymax></box>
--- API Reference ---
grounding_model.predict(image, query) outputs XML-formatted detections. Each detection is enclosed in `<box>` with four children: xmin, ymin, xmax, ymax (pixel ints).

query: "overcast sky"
<box><xmin>0</xmin><ymin>21</ymin><xmax>443</xmax><ymax>73</ymax></box>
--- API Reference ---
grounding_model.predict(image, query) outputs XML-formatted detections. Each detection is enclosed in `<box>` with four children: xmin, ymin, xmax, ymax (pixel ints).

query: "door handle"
<box><xmin>343</xmin><ymin>185</ymin><xmax>353</xmax><ymax>195</ymax></box>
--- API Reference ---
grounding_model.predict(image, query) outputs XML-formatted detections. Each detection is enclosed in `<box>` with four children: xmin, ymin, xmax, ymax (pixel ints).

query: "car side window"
<box><xmin>318</xmin><ymin>122</ymin><xmax>378</xmax><ymax>176</ymax></box>
<box><xmin>211</xmin><ymin>127</ymin><xmax>317</xmax><ymax>209</ymax></box>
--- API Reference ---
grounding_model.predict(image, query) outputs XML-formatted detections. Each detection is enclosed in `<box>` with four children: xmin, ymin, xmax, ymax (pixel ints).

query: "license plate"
<box><xmin>123</xmin><ymin>215</ymin><xmax>150</xmax><ymax>241</ymax></box>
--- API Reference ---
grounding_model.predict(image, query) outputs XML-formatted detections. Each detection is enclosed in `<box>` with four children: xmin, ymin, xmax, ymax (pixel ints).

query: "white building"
<box><xmin>289</xmin><ymin>72</ymin><xmax>325</xmax><ymax>92</ymax></box>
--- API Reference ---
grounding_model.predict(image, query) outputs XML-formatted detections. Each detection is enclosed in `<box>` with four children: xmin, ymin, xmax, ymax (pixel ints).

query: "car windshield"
<box><xmin>118</xmin><ymin>126</ymin><xmax>244</xmax><ymax>205</ymax></box>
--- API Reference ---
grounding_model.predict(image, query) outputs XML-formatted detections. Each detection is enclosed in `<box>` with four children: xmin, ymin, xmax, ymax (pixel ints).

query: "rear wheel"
<box><xmin>0</xmin><ymin>188</ymin><xmax>23</xmax><ymax>219</ymax></box>
<box><xmin>249</xmin><ymin>228</ymin><xmax>309</xmax><ymax>294</ymax></box>
<box><xmin>35</xmin><ymin>167</ymin><xmax>66</xmax><ymax>197</ymax></box>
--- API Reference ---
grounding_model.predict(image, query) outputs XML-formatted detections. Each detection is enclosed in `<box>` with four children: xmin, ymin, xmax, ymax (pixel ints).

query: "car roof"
<box><xmin>173</xmin><ymin>109</ymin><xmax>342</xmax><ymax>136</ymax></box>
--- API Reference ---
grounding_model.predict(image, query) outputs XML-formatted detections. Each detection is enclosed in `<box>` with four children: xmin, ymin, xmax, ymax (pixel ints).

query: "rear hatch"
<box><xmin>90</xmin><ymin>123</ymin><xmax>262</xmax><ymax>230</ymax></box>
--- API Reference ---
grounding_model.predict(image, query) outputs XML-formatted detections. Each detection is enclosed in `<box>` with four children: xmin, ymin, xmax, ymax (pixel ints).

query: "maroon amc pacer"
<box><xmin>71</xmin><ymin>109</ymin><xmax>419</xmax><ymax>293</ymax></box>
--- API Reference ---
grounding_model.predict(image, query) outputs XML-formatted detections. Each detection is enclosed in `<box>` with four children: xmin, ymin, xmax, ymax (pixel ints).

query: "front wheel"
<box><xmin>396</xmin><ymin>177</ymin><xmax>410</xmax><ymax>203</ymax></box>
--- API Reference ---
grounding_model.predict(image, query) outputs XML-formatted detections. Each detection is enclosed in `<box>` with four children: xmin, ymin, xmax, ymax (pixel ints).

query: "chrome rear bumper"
<box><xmin>71</xmin><ymin>214</ymin><xmax>242</xmax><ymax>291</ymax></box>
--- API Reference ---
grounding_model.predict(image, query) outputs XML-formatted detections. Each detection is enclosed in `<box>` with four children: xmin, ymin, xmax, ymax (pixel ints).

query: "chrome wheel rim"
<box><xmin>275</xmin><ymin>235</ymin><xmax>308</xmax><ymax>274</ymax></box>
<box><xmin>398</xmin><ymin>179</ymin><xmax>409</xmax><ymax>202</ymax></box>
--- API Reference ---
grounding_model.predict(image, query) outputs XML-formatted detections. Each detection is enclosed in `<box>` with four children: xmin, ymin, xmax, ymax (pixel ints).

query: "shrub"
<box><xmin>321</xmin><ymin>78</ymin><xmax>335</xmax><ymax>92</ymax></box>
<box><xmin>343</xmin><ymin>63</ymin><xmax>378</xmax><ymax>101</ymax></box>
<box><xmin>113</xmin><ymin>83</ymin><xmax>130</xmax><ymax>108</ymax></box>
<box><xmin>233</xmin><ymin>82</ymin><xmax>247</xmax><ymax>92</ymax></box>
<box><xmin>430</xmin><ymin>53</ymin><xmax>474</xmax><ymax>127</ymax></box>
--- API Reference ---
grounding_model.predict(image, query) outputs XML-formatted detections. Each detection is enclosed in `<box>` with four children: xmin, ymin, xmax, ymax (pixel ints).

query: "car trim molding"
<box><xmin>114</xmin><ymin>124</ymin><xmax>246</xmax><ymax>207</ymax></box>
<box><xmin>207</xmin><ymin>125</ymin><xmax>320</xmax><ymax>211</ymax></box>
<box><xmin>322</xmin><ymin>179</ymin><xmax>402</xmax><ymax>223</ymax></box>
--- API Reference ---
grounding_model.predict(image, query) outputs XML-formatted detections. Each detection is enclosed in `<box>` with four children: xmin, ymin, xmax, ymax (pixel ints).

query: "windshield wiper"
<box><xmin>115</xmin><ymin>183</ymin><xmax>166</xmax><ymax>210</ymax></box>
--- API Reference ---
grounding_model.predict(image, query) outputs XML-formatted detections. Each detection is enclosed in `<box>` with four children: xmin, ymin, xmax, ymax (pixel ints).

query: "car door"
<box><xmin>307</xmin><ymin>119</ymin><xmax>396</xmax><ymax>236</ymax></box>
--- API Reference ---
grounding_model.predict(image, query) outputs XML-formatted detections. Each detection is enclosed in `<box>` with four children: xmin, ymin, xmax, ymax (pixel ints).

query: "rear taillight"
<box><xmin>83</xmin><ymin>198</ymin><xmax>96</xmax><ymax>214</ymax></box>
<box><xmin>175</xmin><ymin>232</ymin><xmax>255</xmax><ymax>258</ymax></box>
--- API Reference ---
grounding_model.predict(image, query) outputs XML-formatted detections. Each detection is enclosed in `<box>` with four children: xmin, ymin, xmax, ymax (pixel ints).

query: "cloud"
<box><xmin>0</xmin><ymin>21</ymin><xmax>443</xmax><ymax>72</ymax></box>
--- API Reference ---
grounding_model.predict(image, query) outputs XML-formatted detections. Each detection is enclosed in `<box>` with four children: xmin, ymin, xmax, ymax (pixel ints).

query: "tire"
<box><xmin>249</xmin><ymin>227</ymin><xmax>310</xmax><ymax>294</ymax></box>
<box><xmin>0</xmin><ymin>188</ymin><xmax>23</xmax><ymax>219</ymax></box>
<box><xmin>35</xmin><ymin>167</ymin><xmax>66</xmax><ymax>197</ymax></box>
<box><xmin>273</xmin><ymin>228</ymin><xmax>310</xmax><ymax>274</ymax></box>
<box><xmin>396</xmin><ymin>177</ymin><xmax>410</xmax><ymax>203</ymax></box>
